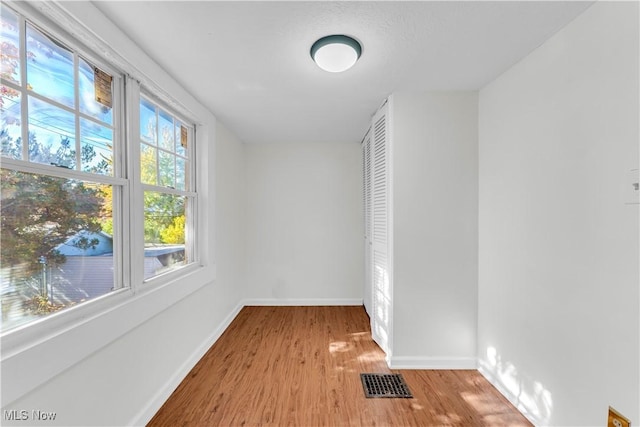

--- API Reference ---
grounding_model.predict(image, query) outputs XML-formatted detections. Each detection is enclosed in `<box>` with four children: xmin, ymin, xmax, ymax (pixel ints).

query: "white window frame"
<box><xmin>137</xmin><ymin>91</ymin><xmax>199</xmax><ymax>284</ymax></box>
<box><xmin>0</xmin><ymin>0</ymin><xmax>206</xmax><ymax>379</ymax></box>
<box><xmin>1</xmin><ymin>3</ymin><xmax>130</xmax><ymax>317</ymax></box>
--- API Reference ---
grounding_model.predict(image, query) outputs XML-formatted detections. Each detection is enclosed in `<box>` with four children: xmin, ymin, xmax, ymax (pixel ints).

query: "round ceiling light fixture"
<box><xmin>310</xmin><ymin>35</ymin><xmax>362</xmax><ymax>73</ymax></box>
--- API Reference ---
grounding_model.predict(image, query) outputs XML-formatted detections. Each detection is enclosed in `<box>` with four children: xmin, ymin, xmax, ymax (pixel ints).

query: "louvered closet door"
<box><xmin>362</xmin><ymin>128</ymin><xmax>373</xmax><ymax>316</ymax></box>
<box><xmin>370</xmin><ymin>104</ymin><xmax>391</xmax><ymax>355</ymax></box>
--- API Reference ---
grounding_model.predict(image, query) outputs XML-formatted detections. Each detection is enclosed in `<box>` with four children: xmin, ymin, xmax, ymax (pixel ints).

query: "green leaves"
<box><xmin>1</xmin><ymin>168</ymin><xmax>105</xmax><ymax>275</ymax></box>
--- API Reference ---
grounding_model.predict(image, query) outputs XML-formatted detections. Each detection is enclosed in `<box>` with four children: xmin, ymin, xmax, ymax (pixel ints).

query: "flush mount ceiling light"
<box><xmin>310</xmin><ymin>35</ymin><xmax>362</xmax><ymax>73</ymax></box>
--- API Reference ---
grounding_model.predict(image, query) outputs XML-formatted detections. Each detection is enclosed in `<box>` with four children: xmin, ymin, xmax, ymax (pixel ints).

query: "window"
<box><xmin>0</xmin><ymin>5</ymin><xmax>198</xmax><ymax>334</ymax></box>
<box><xmin>139</xmin><ymin>96</ymin><xmax>196</xmax><ymax>280</ymax></box>
<box><xmin>1</xmin><ymin>7</ymin><xmax>122</xmax><ymax>332</ymax></box>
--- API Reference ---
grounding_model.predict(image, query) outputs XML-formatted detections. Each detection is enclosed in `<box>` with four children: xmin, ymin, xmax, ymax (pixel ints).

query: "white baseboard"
<box><xmin>389</xmin><ymin>356</ymin><xmax>477</xmax><ymax>370</ymax></box>
<box><xmin>243</xmin><ymin>298</ymin><xmax>363</xmax><ymax>306</ymax></box>
<box><xmin>130</xmin><ymin>301</ymin><xmax>244</xmax><ymax>427</ymax></box>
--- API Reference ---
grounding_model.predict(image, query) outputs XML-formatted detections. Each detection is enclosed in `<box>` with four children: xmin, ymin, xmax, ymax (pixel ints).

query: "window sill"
<box><xmin>1</xmin><ymin>262</ymin><xmax>215</xmax><ymax>406</ymax></box>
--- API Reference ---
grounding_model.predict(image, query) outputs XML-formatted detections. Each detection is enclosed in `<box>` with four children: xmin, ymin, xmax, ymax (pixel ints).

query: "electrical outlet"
<box><xmin>608</xmin><ymin>406</ymin><xmax>631</xmax><ymax>427</ymax></box>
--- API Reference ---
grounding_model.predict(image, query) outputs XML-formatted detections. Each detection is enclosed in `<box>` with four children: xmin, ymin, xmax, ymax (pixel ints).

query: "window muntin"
<box><xmin>1</xmin><ymin>7</ymin><xmax>122</xmax><ymax>333</ymax></box>
<box><xmin>139</xmin><ymin>96</ymin><xmax>195</xmax><ymax>280</ymax></box>
<box><xmin>139</xmin><ymin>99</ymin><xmax>191</xmax><ymax>190</ymax></box>
<box><xmin>1</xmin><ymin>17</ymin><xmax>116</xmax><ymax>175</ymax></box>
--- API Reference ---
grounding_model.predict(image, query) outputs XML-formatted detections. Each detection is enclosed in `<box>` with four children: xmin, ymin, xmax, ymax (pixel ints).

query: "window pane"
<box><xmin>158</xmin><ymin>150</ymin><xmax>175</xmax><ymax>188</ymax></box>
<box><xmin>158</xmin><ymin>109</ymin><xmax>174</xmax><ymax>151</ymax></box>
<box><xmin>81</xmin><ymin>118</ymin><xmax>112</xmax><ymax>175</ymax></box>
<box><xmin>176</xmin><ymin>157</ymin><xmax>187</xmax><ymax>191</ymax></box>
<box><xmin>140</xmin><ymin>98</ymin><xmax>156</xmax><ymax>145</ymax></box>
<box><xmin>1</xmin><ymin>85</ymin><xmax>22</xmax><ymax>159</ymax></box>
<box><xmin>26</xmin><ymin>24</ymin><xmax>74</xmax><ymax>109</ymax></box>
<box><xmin>143</xmin><ymin>192</ymin><xmax>188</xmax><ymax>279</ymax></box>
<box><xmin>0</xmin><ymin>169</ymin><xmax>115</xmax><ymax>332</ymax></box>
<box><xmin>1</xmin><ymin>7</ymin><xmax>20</xmax><ymax>84</ymax></box>
<box><xmin>28</xmin><ymin>96</ymin><xmax>76</xmax><ymax>168</ymax></box>
<box><xmin>140</xmin><ymin>143</ymin><xmax>157</xmax><ymax>185</ymax></box>
<box><xmin>79</xmin><ymin>58</ymin><xmax>112</xmax><ymax>125</ymax></box>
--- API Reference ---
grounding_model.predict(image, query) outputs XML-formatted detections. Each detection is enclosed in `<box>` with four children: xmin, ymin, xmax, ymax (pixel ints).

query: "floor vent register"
<box><xmin>360</xmin><ymin>373</ymin><xmax>413</xmax><ymax>398</ymax></box>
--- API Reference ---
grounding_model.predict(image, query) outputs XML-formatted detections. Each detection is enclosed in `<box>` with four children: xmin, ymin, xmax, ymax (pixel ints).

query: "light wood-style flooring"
<box><xmin>148</xmin><ymin>306</ymin><xmax>532</xmax><ymax>426</ymax></box>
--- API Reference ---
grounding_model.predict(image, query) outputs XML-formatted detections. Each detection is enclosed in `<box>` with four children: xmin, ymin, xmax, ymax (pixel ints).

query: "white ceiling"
<box><xmin>92</xmin><ymin>1</ymin><xmax>593</xmax><ymax>144</ymax></box>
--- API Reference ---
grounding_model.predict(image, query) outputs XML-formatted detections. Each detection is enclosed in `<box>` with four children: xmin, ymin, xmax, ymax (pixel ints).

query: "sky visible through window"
<box><xmin>1</xmin><ymin>8</ymin><xmax>117</xmax><ymax>331</ymax></box>
<box><xmin>1</xmin><ymin>10</ymin><xmax>113</xmax><ymax>174</ymax></box>
<box><xmin>1</xmin><ymin>7</ymin><xmax>194</xmax><ymax>332</ymax></box>
<box><xmin>139</xmin><ymin>96</ymin><xmax>191</xmax><ymax>278</ymax></box>
<box><xmin>139</xmin><ymin>97</ymin><xmax>189</xmax><ymax>190</ymax></box>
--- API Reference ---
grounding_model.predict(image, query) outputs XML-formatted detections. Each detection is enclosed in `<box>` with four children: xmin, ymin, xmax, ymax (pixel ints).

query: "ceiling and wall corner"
<box><xmin>91</xmin><ymin>0</ymin><xmax>594</xmax><ymax>145</ymax></box>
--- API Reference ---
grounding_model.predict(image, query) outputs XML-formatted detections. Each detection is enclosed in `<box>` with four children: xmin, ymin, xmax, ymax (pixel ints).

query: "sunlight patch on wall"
<box><xmin>479</xmin><ymin>346</ymin><xmax>553</xmax><ymax>426</ymax></box>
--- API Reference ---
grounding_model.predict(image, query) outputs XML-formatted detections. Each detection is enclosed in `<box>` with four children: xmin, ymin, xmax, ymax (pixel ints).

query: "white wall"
<box><xmin>478</xmin><ymin>2</ymin><xmax>639</xmax><ymax>426</ymax></box>
<box><xmin>244</xmin><ymin>142</ymin><xmax>363</xmax><ymax>304</ymax></box>
<box><xmin>390</xmin><ymin>92</ymin><xmax>478</xmax><ymax>368</ymax></box>
<box><xmin>215</xmin><ymin>122</ymin><xmax>247</xmax><ymax>309</ymax></box>
<box><xmin>2</xmin><ymin>279</ymin><xmax>243</xmax><ymax>427</ymax></box>
<box><xmin>1</xmin><ymin>3</ymin><xmax>247</xmax><ymax>426</ymax></box>
<box><xmin>1</xmin><ymin>110</ymin><xmax>247</xmax><ymax>427</ymax></box>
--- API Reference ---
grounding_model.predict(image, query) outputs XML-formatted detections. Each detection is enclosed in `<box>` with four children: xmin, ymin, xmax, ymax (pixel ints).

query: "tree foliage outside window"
<box><xmin>0</xmin><ymin>5</ymin><xmax>198</xmax><ymax>332</ymax></box>
<box><xmin>1</xmin><ymin>139</ymin><xmax>108</xmax><ymax>277</ymax></box>
<box><xmin>140</xmin><ymin>96</ymin><xmax>193</xmax><ymax>279</ymax></box>
<box><xmin>1</xmin><ymin>7</ymin><xmax>117</xmax><ymax>331</ymax></box>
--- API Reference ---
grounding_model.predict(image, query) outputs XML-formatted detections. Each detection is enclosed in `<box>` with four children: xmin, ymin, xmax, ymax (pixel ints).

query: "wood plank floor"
<box><xmin>148</xmin><ymin>306</ymin><xmax>532</xmax><ymax>427</ymax></box>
